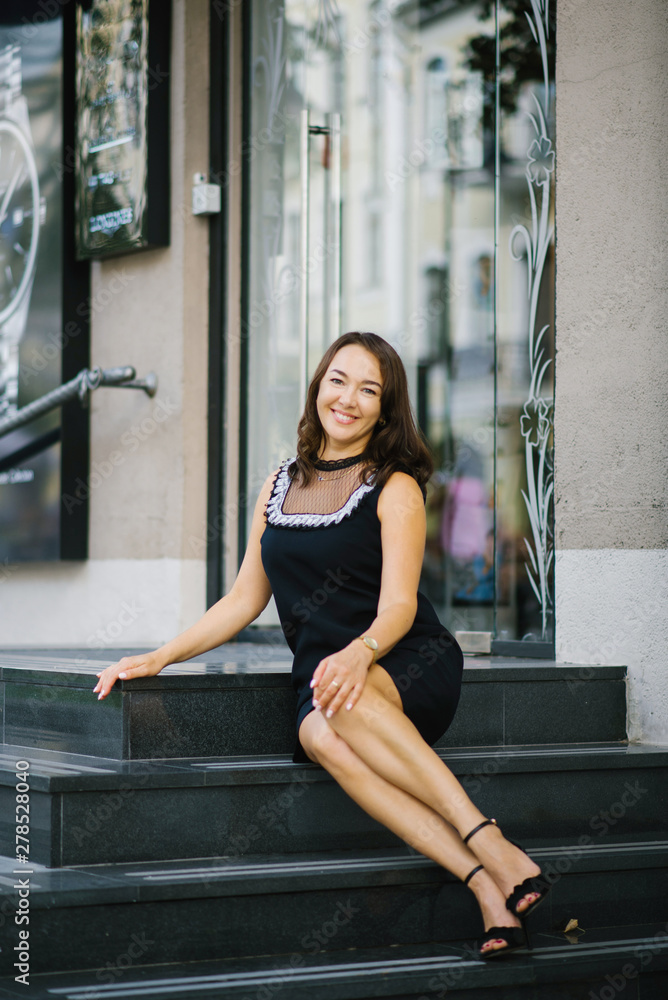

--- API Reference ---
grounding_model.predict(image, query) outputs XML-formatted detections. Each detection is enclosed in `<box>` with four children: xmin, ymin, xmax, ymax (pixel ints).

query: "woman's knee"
<box><xmin>300</xmin><ymin>713</ymin><xmax>351</xmax><ymax>768</ymax></box>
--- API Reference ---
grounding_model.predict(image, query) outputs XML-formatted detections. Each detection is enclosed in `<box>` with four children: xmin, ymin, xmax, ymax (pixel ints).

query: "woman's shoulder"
<box><xmin>376</xmin><ymin>469</ymin><xmax>425</xmax><ymax>518</ymax></box>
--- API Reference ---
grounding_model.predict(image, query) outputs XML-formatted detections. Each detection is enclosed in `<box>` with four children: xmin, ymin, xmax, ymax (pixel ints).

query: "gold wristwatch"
<box><xmin>356</xmin><ymin>635</ymin><xmax>379</xmax><ymax>664</ymax></box>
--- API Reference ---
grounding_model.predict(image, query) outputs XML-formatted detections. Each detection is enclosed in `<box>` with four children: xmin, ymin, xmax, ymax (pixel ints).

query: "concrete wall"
<box><xmin>555</xmin><ymin>0</ymin><xmax>668</xmax><ymax>742</ymax></box>
<box><xmin>1</xmin><ymin>0</ymin><xmax>211</xmax><ymax>650</ymax></box>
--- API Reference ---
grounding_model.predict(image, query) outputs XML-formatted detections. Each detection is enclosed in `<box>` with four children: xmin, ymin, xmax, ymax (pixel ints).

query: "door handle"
<box><xmin>328</xmin><ymin>112</ymin><xmax>342</xmax><ymax>346</ymax></box>
<box><xmin>299</xmin><ymin>110</ymin><xmax>342</xmax><ymax>410</ymax></box>
<box><xmin>299</xmin><ymin>109</ymin><xmax>310</xmax><ymax>412</ymax></box>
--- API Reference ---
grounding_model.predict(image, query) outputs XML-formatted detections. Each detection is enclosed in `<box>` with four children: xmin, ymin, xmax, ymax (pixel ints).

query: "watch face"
<box><xmin>0</xmin><ymin>119</ymin><xmax>40</xmax><ymax>326</ymax></box>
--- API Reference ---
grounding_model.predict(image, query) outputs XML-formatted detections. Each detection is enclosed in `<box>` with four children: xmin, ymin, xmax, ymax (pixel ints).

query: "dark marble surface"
<box><xmin>0</xmin><ymin>848</ymin><xmax>667</xmax><ymax>978</ymax></box>
<box><xmin>0</xmin><ymin>646</ymin><xmax>628</xmax><ymax>681</ymax></box>
<box><xmin>0</xmin><ymin>924</ymin><xmax>666</xmax><ymax>999</ymax></box>
<box><xmin>1</xmin><ymin>740</ymin><xmax>668</xmax><ymax>791</ymax></box>
<box><xmin>1</xmin><ymin>837</ymin><xmax>665</xmax><ymax>906</ymax></box>
<box><xmin>127</xmin><ymin>687</ymin><xmax>298</xmax><ymax>758</ymax></box>
<box><xmin>1</xmin><ymin>741</ymin><xmax>667</xmax><ymax>867</ymax></box>
<box><xmin>1</xmin><ymin>650</ymin><xmax>628</xmax><ymax>760</ymax></box>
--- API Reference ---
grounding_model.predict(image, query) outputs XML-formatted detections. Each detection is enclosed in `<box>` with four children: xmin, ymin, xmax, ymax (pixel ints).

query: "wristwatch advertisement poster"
<box><xmin>74</xmin><ymin>0</ymin><xmax>170</xmax><ymax>260</ymax></box>
<box><xmin>0</xmin><ymin>4</ymin><xmax>90</xmax><ymax>563</ymax></box>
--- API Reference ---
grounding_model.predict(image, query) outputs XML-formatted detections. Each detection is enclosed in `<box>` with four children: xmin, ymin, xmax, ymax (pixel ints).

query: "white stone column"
<box><xmin>555</xmin><ymin>0</ymin><xmax>668</xmax><ymax>743</ymax></box>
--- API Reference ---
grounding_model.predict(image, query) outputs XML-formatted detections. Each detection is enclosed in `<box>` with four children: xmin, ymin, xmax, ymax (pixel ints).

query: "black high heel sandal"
<box><xmin>463</xmin><ymin>818</ymin><xmax>551</xmax><ymax>920</ymax></box>
<box><xmin>463</xmin><ymin>863</ymin><xmax>530</xmax><ymax>960</ymax></box>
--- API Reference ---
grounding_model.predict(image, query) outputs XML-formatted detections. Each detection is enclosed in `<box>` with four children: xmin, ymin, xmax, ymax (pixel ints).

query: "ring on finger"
<box><xmin>331</xmin><ymin>679</ymin><xmax>340</xmax><ymax>689</ymax></box>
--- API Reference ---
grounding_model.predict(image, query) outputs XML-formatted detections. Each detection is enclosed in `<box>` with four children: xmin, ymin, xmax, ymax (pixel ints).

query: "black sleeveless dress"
<box><xmin>260</xmin><ymin>456</ymin><xmax>464</xmax><ymax>762</ymax></box>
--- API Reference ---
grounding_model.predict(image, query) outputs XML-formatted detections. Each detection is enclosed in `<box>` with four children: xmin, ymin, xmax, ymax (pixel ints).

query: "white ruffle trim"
<box><xmin>265</xmin><ymin>458</ymin><xmax>376</xmax><ymax>529</ymax></box>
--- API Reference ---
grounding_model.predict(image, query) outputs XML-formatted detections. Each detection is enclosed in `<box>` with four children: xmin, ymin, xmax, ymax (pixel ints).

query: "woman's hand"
<box><xmin>93</xmin><ymin>652</ymin><xmax>166</xmax><ymax>700</ymax></box>
<box><xmin>310</xmin><ymin>641</ymin><xmax>374</xmax><ymax>717</ymax></box>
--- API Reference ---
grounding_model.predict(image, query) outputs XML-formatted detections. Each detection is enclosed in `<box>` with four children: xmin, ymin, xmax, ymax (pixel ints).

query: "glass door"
<box><xmin>242</xmin><ymin>0</ymin><xmax>555</xmax><ymax>649</ymax></box>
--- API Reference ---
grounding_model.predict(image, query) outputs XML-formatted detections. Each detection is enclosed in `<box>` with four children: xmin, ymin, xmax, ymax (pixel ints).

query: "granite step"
<box><xmin>0</xmin><ymin>925</ymin><xmax>667</xmax><ymax>999</ymax></box>
<box><xmin>0</xmin><ymin>650</ymin><xmax>627</xmax><ymax>759</ymax></box>
<box><xmin>0</xmin><ymin>839</ymin><xmax>666</xmax><ymax>976</ymax></box>
<box><xmin>0</xmin><ymin>742</ymin><xmax>666</xmax><ymax>867</ymax></box>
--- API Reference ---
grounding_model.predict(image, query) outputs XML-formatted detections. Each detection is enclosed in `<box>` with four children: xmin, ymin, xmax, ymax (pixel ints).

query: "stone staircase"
<box><xmin>0</xmin><ymin>647</ymin><xmax>667</xmax><ymax>999</ymax></box>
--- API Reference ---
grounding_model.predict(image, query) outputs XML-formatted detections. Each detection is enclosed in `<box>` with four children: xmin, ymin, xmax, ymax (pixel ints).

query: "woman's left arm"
<box><xmin>311</xmin><ymin>472</ymin><xmax>426</xmax><ymax>716</ymax></box>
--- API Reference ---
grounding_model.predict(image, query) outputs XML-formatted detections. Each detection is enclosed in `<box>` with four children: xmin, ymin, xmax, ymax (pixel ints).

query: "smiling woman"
<box><xmin>93</xmin><ymin>331</ymin><xmax>551</xmax><ymax>961</ymax></box>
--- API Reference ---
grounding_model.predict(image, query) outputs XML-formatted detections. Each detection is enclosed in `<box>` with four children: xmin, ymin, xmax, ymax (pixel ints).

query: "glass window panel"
<box><xmin>496</xmin><ymin>0</ymin><xmax>556</xmax><ymax>643</ymax></box>
<box><xmin>242</xmin><ymin>0</ymin><xmax>555</xmax><ymax>646</ymax></box>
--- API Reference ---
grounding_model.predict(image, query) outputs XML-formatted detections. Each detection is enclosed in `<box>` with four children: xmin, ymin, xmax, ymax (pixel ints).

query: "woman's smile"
<box><xmin>331</xmin><ymin>408</ymin><xmax>358</xmax><ymax>424</ymax></box>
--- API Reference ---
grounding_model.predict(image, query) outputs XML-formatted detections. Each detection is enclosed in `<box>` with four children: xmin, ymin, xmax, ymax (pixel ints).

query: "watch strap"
<box><xmin>357</xmin><ymin>635</ymin><xmax>379</xmax><ymax>665</ymax></box>
<box><xmin>0</xmin><ymin>45</ymin><xmax>21</xmax><ymax>113</ymax></box>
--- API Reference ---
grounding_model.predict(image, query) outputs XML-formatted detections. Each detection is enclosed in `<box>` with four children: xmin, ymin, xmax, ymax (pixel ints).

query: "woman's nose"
<box><xmin>337</xmin><ymin>385</ymin><xmax>355</xmax><ymax>406</ymax></box>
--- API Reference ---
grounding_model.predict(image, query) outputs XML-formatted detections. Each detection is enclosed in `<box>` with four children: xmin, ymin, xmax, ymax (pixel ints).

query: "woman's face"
<box><xmin>316</xmin><ymin>344</ymin><xmax>383</xmax><ymax>456</ymax></box>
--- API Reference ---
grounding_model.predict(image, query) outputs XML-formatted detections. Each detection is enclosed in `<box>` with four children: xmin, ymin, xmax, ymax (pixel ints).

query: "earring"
<box><xmin>378</xmin><ymin>416</ymin><xmax>387</xmax><ymax>427</ymax></box>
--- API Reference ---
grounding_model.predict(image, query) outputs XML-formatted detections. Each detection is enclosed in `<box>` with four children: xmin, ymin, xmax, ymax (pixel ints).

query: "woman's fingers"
<box><xmin>344</xmin><ymin>681</ymin><xmax>365</xmax><ymax>712</ymax></box>
<box><xmin>322</xmin><ymin>681</ymin><xmax>352</xmax><ymax>717</ymax></box>
<box><xmin>310</xmin><ymin>659</ymin><xmax>327</xmax><ymax>692</ymax></box>
<box><xmin>313</xmin><ymin>666</ymin><xmax>347</xmax><ymax>710</ymax></box>
<box><xmin>93</xmin><ymin>657</ymin><xmax>147</xmax><ymax>699</ymax></box>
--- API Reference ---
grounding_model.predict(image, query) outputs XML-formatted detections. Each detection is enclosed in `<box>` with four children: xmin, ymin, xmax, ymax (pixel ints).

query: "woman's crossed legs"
<box><xmin>298</xmin><ymin>664</ymin><xmax>542</xmax><ymax>957</ymax></box>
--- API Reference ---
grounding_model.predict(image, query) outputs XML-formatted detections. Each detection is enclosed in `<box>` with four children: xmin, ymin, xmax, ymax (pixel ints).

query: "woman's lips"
<box><xmin>331</xmin><ymin>408</ymin><xmax>358</xmax><ymax>424</ymax></box>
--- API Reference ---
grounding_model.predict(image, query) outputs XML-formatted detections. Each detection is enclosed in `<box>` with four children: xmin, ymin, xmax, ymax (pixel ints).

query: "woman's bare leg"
<box><xmin>299</xmin><ymin>709</ymin><xmax>521</xmax><ymax>955</ymax></box>
<box><xmin>319</xmin><ymin>665</ymin><xmax>542</xmax><ymax>912</ymax></box>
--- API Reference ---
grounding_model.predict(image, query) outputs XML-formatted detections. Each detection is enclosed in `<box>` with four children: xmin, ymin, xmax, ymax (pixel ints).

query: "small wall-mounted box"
<box><xmin>192</xmin><ymin>173</ymin><xmax>221</xmax><ymax>215</ymax></box>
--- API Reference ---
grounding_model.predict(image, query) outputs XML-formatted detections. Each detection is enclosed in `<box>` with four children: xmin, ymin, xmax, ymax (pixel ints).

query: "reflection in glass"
<box><xmin>243</xmin><ymin>0</ymin><xmax>555</xmax><ymax>644</ymax></box>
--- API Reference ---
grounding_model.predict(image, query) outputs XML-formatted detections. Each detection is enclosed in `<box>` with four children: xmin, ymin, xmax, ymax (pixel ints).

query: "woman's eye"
<box><xmin>330</xmin><ymin>377</ymin><xmax>344</xmax><ymax>385</ymax></box>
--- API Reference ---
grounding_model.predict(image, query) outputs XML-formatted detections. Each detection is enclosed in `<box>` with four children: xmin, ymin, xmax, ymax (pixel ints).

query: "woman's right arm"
<box><xmin>93</xmin><ymin>470</ymin><xmax>278</xmax><ymax>700</ymax></box>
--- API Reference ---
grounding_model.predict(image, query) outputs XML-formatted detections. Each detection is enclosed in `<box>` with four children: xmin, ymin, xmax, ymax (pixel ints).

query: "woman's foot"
<box><xmin>463</xmin><ymin>818</ymin><xmax>544</xmax><ymax>915</ymax></box>
<box><xmin>467</xmin><ymin>867</ymin><xmax>526</xmax><ymax>958</ymax></box>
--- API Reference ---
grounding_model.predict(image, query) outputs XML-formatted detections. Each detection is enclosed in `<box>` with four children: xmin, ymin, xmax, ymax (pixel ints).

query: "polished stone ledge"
<box><xmin>1</xmin><ymin>837</ymin><xmax>666</xmax><ymax>908</ymax></box>
<box><xmin>1</xmin><ymin>741</ymin><xmax>666</xmax><ymax>866</ymax></box>
<box><xmin>0</xmin><ymin>645</ymin><xmax>628</xmax><ymax>685</ymax></box>
<box><xmin>0</xmin><ymin>649</ymin><xmax>628</xmax><ymax>759</ymax></box>
<box><xmin>0</xmin><ymin>925</ymin><xmax>667</xmax><ymax>1000</ymax></box>
<box><xmin>1</xmin><ymin>740</ymin><xmax>666</xmax><ymax>793</ymax></box>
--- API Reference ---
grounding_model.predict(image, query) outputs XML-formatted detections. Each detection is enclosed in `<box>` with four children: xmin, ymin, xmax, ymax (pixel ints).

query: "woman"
<box><xmin>93</xmin><ymin>331</ymin><xmax>549</xmax><ymax>959</ymax></box>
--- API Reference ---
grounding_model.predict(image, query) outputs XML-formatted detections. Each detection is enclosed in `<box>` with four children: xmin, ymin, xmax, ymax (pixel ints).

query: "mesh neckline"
<box><xmin>312</xmin><ymin>453</ymin><xmax>366</xmax><ymax>472</ymax></box>
<box><xmin>265</xmin><ymin>458</ymin><xmax>377</xmax><ymax>529</ymax></box>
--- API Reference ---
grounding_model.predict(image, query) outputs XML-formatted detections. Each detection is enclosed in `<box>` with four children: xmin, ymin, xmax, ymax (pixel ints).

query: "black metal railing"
<box><xmin>0</xmin><ymin>366</ymin><xmax>158</xmax><ymax>473</ymax></box>
<box><xmin>0</xmin><ymin>366</ymin><xmax>157</xmax><ymax>441</ymax></box>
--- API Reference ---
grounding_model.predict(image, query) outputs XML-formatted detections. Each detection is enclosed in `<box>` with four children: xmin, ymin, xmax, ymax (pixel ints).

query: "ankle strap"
<box><xmin>463</xmin><ymin>864</ymin><xmax>484</xmax><ymax>886</ymax></box>
<box><xmin>463</xmin><ymin>817</ymin><xmax>498</xmax><ymax>845</ymax></box>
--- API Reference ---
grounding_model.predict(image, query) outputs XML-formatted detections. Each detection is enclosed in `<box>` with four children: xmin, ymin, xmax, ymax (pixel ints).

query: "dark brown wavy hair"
<box><xmin>289</xmin><ymin>332</ymin><xmax>433</xmax><ymax>495</ymax></box>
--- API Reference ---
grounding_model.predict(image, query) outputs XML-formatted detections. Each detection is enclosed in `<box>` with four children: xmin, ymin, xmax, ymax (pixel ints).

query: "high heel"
<box><xmin>462</xmin><ymin>863</ymin><xmax>530</xmax><ymax>960</ymax></box>
<box><xmin>463</xmin><ymin>818</ymin><xmax>551</xmax><ymax>921</ymax></box>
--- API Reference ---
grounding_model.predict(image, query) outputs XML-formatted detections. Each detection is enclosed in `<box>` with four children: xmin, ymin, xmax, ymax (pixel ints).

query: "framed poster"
<box><xmin>0</xmin><ymin>3</ymin><xmax>90</xmax><ymax>563</ymax></box>
<box><xmin>74</xmin><ymin>0</ymin><xmax>170</xmax><ymax>260</ymax></box>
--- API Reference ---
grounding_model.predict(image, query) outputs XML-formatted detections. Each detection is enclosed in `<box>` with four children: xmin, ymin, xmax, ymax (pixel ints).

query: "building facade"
<box><xmin>0</xmin><ymin>0</ymin><xmax>666</xmax><ymax>744</ymax></box>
